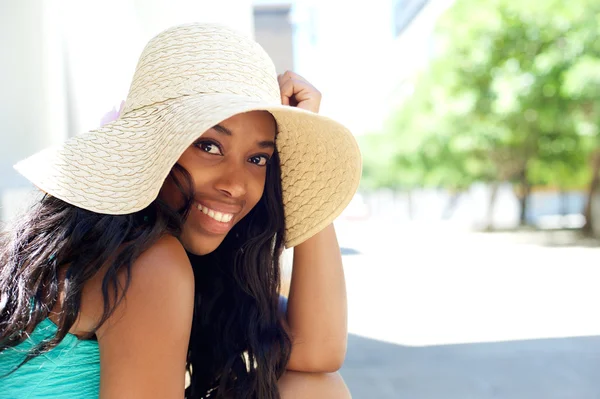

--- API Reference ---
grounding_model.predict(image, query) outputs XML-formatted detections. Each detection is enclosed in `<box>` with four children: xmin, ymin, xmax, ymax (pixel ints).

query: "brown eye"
<box><xmin>194</xmin><ymin>141</ymin><xmax>222</xmax><ymax>155</ymax></box>
<box><xmin>248</xmin><ymin>155</ymin><xmax>269</xmax><ymax>166</ymax></box>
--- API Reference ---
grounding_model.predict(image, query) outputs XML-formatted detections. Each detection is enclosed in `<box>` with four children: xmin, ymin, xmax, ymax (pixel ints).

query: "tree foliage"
<box><xmin>361</xmin><ymin>0</ymin><xmax>600</xmax><ymax>206</ymax></box>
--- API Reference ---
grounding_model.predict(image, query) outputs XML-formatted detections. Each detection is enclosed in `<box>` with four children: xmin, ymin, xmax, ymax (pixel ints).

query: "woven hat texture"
<box><xmin>14</xmin><ymin>23</ymin><xmax>362</xmax><ymax>247</ymax></box>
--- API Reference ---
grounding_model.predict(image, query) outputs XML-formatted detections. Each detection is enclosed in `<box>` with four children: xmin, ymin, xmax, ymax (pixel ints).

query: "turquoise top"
<box><xmin>0</xmin><ymin>318</ymin><xmax>100</xmax><ymax>399</ymax></box>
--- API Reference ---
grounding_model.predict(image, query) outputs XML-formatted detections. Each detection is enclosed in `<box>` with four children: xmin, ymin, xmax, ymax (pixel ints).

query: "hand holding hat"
<box><xmin>278</xmin><ymin>71</ymin><xmax>321</xmax><ymax>114</ymax></box>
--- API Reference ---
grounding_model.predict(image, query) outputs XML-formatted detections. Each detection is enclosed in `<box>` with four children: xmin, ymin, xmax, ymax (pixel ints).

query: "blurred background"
<box><xmin>2</xmin><ymin>0</ymin><xmax>600</xmax><ymax>398</ymax></box>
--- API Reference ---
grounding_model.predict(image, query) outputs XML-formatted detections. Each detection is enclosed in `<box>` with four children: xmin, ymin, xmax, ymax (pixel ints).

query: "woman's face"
<box><xmin>160</xmin><ymin>111</ymin><xmax>277</xmax><ymax>255</ymax></box>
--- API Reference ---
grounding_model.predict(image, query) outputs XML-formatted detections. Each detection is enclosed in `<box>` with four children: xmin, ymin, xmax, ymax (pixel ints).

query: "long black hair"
<box><xmin>185</xmin><ymin>148</ymin><xmax>291</xmax><ymax>398</ymax></box>
<box><xmin>0</xmin><ymin>148</ymin><xmax>291</xmax><ymax>398</ymax></box>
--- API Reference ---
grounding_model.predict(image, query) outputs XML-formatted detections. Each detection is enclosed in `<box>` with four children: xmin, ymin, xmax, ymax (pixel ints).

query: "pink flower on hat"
<box><xmin>100</xmin><ymin>100</ymin><xmax>126</xmax><ymax>127</ymax></box>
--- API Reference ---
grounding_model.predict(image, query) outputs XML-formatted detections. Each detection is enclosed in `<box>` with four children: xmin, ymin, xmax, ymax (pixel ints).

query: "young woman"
<box><xmin>0</xmin><ymin>23</ymin><xmax>361</xmax><ymax>398</ymax></box>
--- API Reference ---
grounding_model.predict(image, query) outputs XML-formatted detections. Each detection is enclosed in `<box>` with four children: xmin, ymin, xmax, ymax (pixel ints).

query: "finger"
<box><xmin>278</xmin><ymin>74</ymin><xmax>293</xmax><ymax>95</ymax></box>
<box><xmin>277</xmin><ymin>73</ymin><xmax>287</xmax><ymax>87</ymax></box>
<box><xmin>279</xmin><ymin>78</ymin><xmax>301</xmax><ymax>100</ymax></box>
<box><xmin>280</xmin><ymin>78</ymin><xmax>316</xmax><ymax>105</ymax></box>
<box><xmin>279</xmin><ymin>78</ymin><xmax>295</xmax><ymax>105</ymax></box>
<box><xmin>281</xmin><ymin>70</ymin><xmax>307</xmax><ymax>83</ymax></box>
<box><xmin>280</xmin><ymin>77</ymin><xmax>315</xmax><ymax>97</ymax></box>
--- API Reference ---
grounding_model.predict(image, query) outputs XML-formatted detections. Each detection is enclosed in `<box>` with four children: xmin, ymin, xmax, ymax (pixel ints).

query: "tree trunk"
<box><xmin>486</xmin><ymin>182</ymin><xmax>499</xmax><ymax>230</ymax></box>
<box><xmin>406</xmin><ymin>189</ymin><xmax>415</xmax><ymax>220</ymax></box>
<box><xmin>442</xmin><ymin>190</ymin><xmax>461</xmax><ymax>220</ymax></box>
<box><xmin>559</xmin><ymin>188</ymin><xmax>568</xmax><ymax>216</ymax></box>
<box><xmin>582</xmin><ymin>150</ymin><xmax>600</xmax><ymax>236</ymax></box>
<box><xmin>518</xmin><ymin>169</ymin><xmax>531</xmax><ymax>226</ymax></box>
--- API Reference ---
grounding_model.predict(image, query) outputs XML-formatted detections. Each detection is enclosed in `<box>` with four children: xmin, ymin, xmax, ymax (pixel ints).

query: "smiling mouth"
<box><xmin>196</xmin><ymin>203</ymin><xmax>235</xmax><ymax>223</ymax></box>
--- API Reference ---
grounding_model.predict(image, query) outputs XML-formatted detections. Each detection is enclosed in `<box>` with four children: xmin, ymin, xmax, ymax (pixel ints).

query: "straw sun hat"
<box><xmin>14</xmin><ymin>22</ymin><xmax>361</xmax><ymax>247</ymax></box>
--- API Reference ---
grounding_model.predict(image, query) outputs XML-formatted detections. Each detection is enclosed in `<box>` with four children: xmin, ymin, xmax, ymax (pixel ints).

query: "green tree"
<box><xmin>362</xmin><ymin>0</ymin><xmax>600</xmax><ymax>227</ymax></box>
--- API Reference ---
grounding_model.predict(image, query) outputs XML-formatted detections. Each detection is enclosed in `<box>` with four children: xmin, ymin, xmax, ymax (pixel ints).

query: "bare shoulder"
<box><xmin>68</xmin><ymin>235</ymin><xmax>193</xmax><ymax>335</ymax></box>
<box><xmin>98</xmin><ymin>234</ymin><xmax>194</xmax><ymax>332</ymax></box>
<box><xmin>128</xmin><ymin>234</ymin><xmax>194</xmax><ymax>291</ymax></box>
<box><xmin>95</xmin><ymin>235</ymin><xmax>195</xmax><ymax>398</ymax></box>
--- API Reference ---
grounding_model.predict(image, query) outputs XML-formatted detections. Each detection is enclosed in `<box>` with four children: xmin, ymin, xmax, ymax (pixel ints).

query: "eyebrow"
<box><xmin>212</xmin><ymin>124</ymin><xmax>276</xmax><ymax>149</ymax></box>
<box><xmin>212</xmin><ymin>124</ymin><xmax>233</xmax><ymax>136</ymax></box>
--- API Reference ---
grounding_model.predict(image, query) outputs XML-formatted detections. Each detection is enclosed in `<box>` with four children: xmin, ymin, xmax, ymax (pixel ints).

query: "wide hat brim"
<box><xmin>14</xmin><ymin>93</ymin><xmax>362</xmax><ymax>247</ymax></box>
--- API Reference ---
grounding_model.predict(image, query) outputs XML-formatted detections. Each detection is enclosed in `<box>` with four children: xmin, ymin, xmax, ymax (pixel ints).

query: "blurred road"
<box><xmin>335</xmin><ymin>218</ymin><xmax>600</xmax><ymax>399</ymax></box>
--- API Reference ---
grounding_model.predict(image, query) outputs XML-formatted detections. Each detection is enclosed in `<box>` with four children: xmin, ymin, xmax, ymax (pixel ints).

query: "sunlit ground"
<box><xmin>335</xmin><ymin>218</ymin><xmax>600</xmax><ymax>347</ymax></box>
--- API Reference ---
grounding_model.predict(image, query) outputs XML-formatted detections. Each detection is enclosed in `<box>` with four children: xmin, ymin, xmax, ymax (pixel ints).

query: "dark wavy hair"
<box><xmin>0</xmin><ymin>148</ymin><xmax>291</xmax><ymax>398</ymax></box>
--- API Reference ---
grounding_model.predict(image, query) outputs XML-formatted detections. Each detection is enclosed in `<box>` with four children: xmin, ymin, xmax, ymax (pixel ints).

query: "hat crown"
<box><xmin>123</xmin><ymin>23</ymin><xmax>281</xmax><ymax>114</ymax></box>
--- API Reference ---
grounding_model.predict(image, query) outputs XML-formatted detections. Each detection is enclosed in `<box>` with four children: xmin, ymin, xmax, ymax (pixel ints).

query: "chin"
<box><xmin>180</xmin><ymin>233</ymin><xmax>225</xmax><ymax>256</ymax></box>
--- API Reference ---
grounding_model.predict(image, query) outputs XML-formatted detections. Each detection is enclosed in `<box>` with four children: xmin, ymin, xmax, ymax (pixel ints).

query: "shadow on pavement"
<box><xmin>341</xmin><ymin>333</ymin><xmax>600</xmax><ymax>399</ymax></box>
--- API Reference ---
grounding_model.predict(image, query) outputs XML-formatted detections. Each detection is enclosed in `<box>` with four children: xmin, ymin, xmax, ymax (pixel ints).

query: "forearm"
<box><xmin>285</xmin><ymin>224</ymin><xmax>348</xmax><ymax>371</ymax></box>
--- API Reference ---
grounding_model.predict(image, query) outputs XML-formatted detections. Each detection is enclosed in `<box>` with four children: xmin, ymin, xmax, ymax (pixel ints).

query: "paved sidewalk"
<box><xmin>341</xmin><ymin>334</ymin><xmax>600</xmax><ymax>399</ymax></box>
<box><xmin>336</xmin><ymin>221</ymin><xmax>600</xmax><ymax>398</ymax></box>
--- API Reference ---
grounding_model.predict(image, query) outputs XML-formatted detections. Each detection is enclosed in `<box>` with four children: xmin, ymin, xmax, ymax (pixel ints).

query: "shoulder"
<box><xmin>76</xmin><ymin>235</ymin><xmax>193</xmax><ymax>335</ymax></box>
<box><xmin>128</xmin><ymin>234</ymin><xmax>194</xmax><ymax>292</ymax></box>
<box><xmin>125</xmin><ymin>234</ymin><xmax>195</xmax><ymax>322</ymax></box>
<box><xmin>95</xmin><ymin>235</ymin><xmax>194</xmax><ymax>397</ymax></box>
<box><xmin>102</xmin><ymin>234</ymin><xmax>194</xmax><ymax>331</ymax></box>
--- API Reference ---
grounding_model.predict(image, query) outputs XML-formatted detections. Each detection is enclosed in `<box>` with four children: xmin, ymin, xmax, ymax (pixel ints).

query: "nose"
<box><xmin>214</xmin><ymin>161</ymin><xmax>247</xmax><ymax>199</ymax></box>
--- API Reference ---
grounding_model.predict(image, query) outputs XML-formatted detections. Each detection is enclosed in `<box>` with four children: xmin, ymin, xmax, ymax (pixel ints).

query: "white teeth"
<box><xmin>196</xmin><ymin>203</ymin><xmax>234</xmax><ymax>223</ymax></box>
